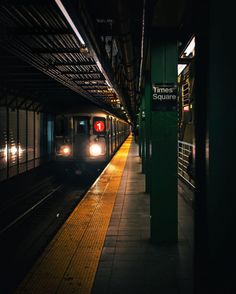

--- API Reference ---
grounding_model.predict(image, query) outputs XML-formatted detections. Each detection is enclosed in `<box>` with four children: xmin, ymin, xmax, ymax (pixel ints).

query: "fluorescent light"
<box><xmin>184</xmin><ymin>105</ymin><xmax>190</xmax><ymax>112</ymax></box>
<box><xmin>178</xmin><ymin>64</ymin><xmax>187</xmax><ymax>75</ymax></box>
<box><xmin>55</xmin><ymin>0</ymin><xmax>86</xmax><ymax>46</ymax></box>
<box><xmin>105</xmin><ymin>80</ymin><xmax>112</xmax><ymax>87</ymax></box>
<box><xmin>183</xmin><ymin>36</ymin><xmax>195</xmax><ymax>57</ymax></box>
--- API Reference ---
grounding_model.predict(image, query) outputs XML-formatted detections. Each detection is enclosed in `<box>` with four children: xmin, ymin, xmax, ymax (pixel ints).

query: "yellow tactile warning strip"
<box><xmin>16</xmin><ymin>135</ymin><xmax>132</xmax><ymax>294</ymax></box>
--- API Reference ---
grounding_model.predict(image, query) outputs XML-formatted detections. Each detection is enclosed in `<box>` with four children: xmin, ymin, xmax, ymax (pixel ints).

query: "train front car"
<box><xmin>55</xmin><ymin>107</ymin><xmax>130</xmax><ymax>179</ymax></box>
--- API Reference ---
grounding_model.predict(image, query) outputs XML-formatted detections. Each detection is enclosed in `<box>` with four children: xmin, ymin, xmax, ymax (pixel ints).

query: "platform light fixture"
<box><xmin>183</xmin><ymin>105</ymin><xmax>190</xmax><ymax>112</ymax></box>
<box><xmin>183</xmin><ymin>36</ymin><xmax>195</xmax><ymax>57</ymax></box>
<box><xmin>55</xmin><ymin>0</ymin><xmax>86</xmax><ymax>47</ymax></box>
<box><xmin>178</xmin><ymin>64</ymin><xmax>187</xmax><ymax>75</ymax></box>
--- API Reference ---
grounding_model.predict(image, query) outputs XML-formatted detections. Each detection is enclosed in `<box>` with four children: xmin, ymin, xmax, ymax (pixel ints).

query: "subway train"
<box><xmin>55</xmin><ymin>105</ymin><xmax>130</xmax><ymax>176</ymax></box>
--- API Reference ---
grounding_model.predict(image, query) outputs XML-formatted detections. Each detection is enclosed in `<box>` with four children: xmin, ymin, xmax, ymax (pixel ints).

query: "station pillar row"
<box><xmin>144</xmin><ymin>78</ymin><xmax>151</xmax><ymax>193</ymax></box>
<box><xmin>146</xmin><ymin>35</ymin><xmax>178</xmax><ymax>243</ymax></box>
<box><xmin>138</xmin><ymin>78</ymin><xmax>151</xmax><ymax>193</ymax></box>
<box><xmin>140</xmin><ymin>95</ymin><xmax>146</xmax><ymax>174</ymax></box>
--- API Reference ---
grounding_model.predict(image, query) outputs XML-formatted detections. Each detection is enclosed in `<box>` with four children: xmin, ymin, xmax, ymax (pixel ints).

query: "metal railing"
<box><xmin>178</xmin><ymin>140</ymin><xmax>195</xmax><ymax>189</ymax></box>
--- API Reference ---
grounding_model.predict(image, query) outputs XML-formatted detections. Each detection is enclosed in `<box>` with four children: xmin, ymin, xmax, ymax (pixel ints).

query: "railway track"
<box><xmin>0</xmin><ymin>183</ymin><xmax>63</xmax><ymax>235</ymax></box>
<box><xmin>0</xmin><ymin>162</ymin><xmax>105</xmax><ymax>293</ymax></box>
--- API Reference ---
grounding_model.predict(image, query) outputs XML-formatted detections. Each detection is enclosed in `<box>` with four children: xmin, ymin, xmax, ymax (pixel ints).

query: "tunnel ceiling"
<box><xmin>0</xmin><ymin>48</ymin><xmax>98</xmax><ymax>114</ymax></box>
<box><xmin>0</xmin><ymin>0</ymin><xmax>193</xmax><ymax>122</ymax></box>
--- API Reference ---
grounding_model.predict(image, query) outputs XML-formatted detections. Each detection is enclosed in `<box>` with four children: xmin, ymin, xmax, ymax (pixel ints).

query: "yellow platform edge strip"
<box><xmin>16</xmin><ymin>135</ymin><xmax>132</xmax><ymax>294</ymax></box>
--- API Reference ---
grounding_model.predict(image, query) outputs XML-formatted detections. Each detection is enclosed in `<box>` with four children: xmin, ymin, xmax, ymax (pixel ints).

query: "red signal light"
<box><xmin>94</xmin><ymin>120</ymin><xmax>105</xmax><ymax>132</ymax></box>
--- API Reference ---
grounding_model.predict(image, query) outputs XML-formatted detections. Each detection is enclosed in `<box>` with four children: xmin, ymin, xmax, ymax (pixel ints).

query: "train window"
<box><xmin>76</xmin><ymin>117</ymin><xmax>89</xmax><ymax>135</ymax></box>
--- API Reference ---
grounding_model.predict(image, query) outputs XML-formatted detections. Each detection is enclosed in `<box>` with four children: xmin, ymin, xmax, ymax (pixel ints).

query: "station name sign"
<box><xmin>152</xmin><ymin>83</ymin><xmax>177</xmax><ymax>111</ymax></box>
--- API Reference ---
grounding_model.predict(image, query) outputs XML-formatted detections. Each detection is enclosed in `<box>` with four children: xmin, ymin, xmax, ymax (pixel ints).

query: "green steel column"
<box><xmin>138</xmin><ymin>110</ymin><xmax>142</xmax><ymax>157</ymax></box>
<box><xmin>144</xmin><ymin>77</ymin><xmax>151</xmax><ymax>193</ymax></box>
<box><xmin>141</xmin><ymin>96</ymin><xmax>146</xmax><ymax>173</ymax></box>
<box><xmin>194</xmin><ymin>1</ymin><xmax>236</xmax><ymax>291</ymax></box>
<box><xmin>150</xmin><ymin>36</ymin><xmax>178</xmax><ymax>243</ymax></box>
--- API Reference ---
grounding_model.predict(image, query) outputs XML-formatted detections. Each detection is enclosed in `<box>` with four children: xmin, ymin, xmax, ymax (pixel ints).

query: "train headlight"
<box><xmin>59</xmin><ymin>145</ymin><xmax>71</xmax><ymax>156</ymax></box>
<box><xmin>89</xmin><ymin>143</ymin><xmax>102</xmax><ymax>156</ymax></box>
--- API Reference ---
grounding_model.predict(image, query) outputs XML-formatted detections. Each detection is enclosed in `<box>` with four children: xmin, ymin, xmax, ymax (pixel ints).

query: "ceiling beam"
<box><xmin>34</xmin><ymin>48</ymin><xmax>84</xmax><ymax>54</ymax></box>
<box><xmin>60</xmin><ymin>70</ymin><xmax>101</xmax><ymax>75</ymax></box>
<box><xmin>51</xmin><ymin>61</ymin><xmax>97</xmax><ymax>66</ymax></box>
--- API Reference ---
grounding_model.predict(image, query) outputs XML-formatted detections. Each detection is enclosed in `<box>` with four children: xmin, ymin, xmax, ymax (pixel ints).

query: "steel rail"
<box><xmin>0</xmin><ymin>184</ymin><xmax>63</xmax><ymax>235</ymax></box>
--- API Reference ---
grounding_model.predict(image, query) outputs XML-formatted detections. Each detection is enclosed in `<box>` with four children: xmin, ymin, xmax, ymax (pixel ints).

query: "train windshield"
<box><xmin>75</xmin><ymin>117</ymin><xmax>90</xmax><ymax>135</ymax></box>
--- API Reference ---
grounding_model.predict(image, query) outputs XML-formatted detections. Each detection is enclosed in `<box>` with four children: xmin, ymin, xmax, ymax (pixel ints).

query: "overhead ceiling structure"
<box><xmin>0</xmin><ymin>0</ymin><xmax>193</xmax><ymax>123</ymax></box>
<box><xmin>0</xmin><ymin>46</ymin><xmax>93</xmax><ymax>113</ymax></box>
<box><xmin>0</xmin><ymin>0</ymin><xmax>130</xmax><ymax>120</ymax></box>
<box><xmin>84</xmin><ymin>0</ymin><xmax>144</xmax><ymax>123</ymax></box>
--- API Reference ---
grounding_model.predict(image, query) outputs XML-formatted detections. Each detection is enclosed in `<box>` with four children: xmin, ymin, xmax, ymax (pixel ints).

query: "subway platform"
<box><xmin>16</xmin><ymin>136</ymin><xmax>193</xmax><ymax>294</ymax></box>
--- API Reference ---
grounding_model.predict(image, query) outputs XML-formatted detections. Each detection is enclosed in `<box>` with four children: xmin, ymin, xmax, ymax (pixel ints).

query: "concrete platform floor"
<box><xmin>92</xmin><ymin>139</ymin><xmax>193</xmax><ymax>294</ymax></box>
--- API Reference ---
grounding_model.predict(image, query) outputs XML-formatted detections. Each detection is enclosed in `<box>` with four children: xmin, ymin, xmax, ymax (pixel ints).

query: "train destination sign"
<box><xmin>152</xmin><ymin>83</ymin><xmax>177</xmax><ymax>111</ymax></box>
<box><xmin>93</xmin><ymin>117</ymin><xmax>106</xmax><ymax>135</ymax></box>
<box><xmin>94</xmin><ymin>120</ymin><xmax>105</xmax><ymax>132</ymax></box>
